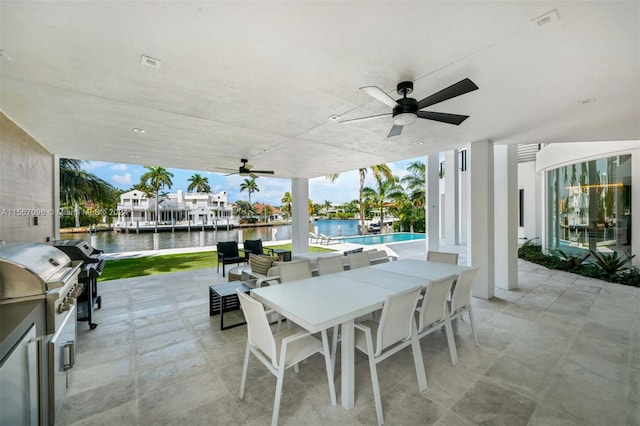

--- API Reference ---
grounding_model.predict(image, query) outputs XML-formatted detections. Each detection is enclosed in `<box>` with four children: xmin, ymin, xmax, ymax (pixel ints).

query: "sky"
<box><xmin>82</xmin><ymin>157</ymin><xmax>426</xmax><ymax>206</ymax></box>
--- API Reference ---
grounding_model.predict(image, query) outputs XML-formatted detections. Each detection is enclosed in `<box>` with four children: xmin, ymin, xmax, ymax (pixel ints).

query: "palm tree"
<box><xmin>308</xmin><ymin>199</ymin><xmax>315</xmax><ymax>216</ymax></box>
<box><xmin>281</xmin><ymin>191</ymin><xmax>292</xmax><ymax>219</ymax></box>
<box><xmin>187</xmin><ymin>173</ymin><xmax>211</xmax><ymax>193</ymax></box>
<box><xmin>233</xmin><ymin>200</ymin><xmax>254</xmax><ymax>220</ymax></box>
<box><xmin>363</xmin><ymin>174</ymin><xmax>401</xmax><ymax>233</ymax></box>
<box><xmin>323</xmin><ymin>200</ymin><xmax>333</xmax><ymax>217</ymax></box>
<box><xmin>60</xmin><ymin>158</ymin><xmax>116</xmax><ymax>227</ymax></box>
<box><xmin>263</xmin><ymin>204</ymin><xmax>273</xmax><ymax>223</ymax></box>
<box><xmin>140</xmin><ymin>166</ymin><xmax>174</xmax><ymax>232</ymax></box>
<box><xmin>401</xmin><ymin>161</ymin><xmax>426</xmax><ymax>207</ymax></box>
<box><xmin>359</xmin><ymin>164</ymin><xmax>394</xmax><ymax>234</ymax></box>
<box><xmin>240</xmin><ymin>178</ymin><xmax>259</xmax><ymax>204</ymax></box>
<box><xmin>323</xmin><ymin>165</ymin><xmax>393</xmax><ymax>234</ymax></box>
<box><xmin>131</xmin><ymin>182</ymin><xmax>154</xmax><ymax>197</ymax></box>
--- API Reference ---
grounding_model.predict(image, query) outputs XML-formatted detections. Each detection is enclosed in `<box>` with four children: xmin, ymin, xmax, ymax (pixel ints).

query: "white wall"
<box><xmin>517</xmin><ymin>161</ymin><xmax>540</xmax><ymax>242</ymax></box>
<box><xmin>0</xmin><ymin>112</ymin><xmax>56</xmax><ymax>243</ymax></box>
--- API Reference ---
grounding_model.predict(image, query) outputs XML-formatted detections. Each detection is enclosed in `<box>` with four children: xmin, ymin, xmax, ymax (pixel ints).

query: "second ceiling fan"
<box><xmin>230</xmin><ymin>159</ymin><xmax>274</xmax><ymax>179</ymax></box>
<box><xmin>341</xmin><ymin>78</ymin><xmax>479</xmax><ymax>138</ymax></box>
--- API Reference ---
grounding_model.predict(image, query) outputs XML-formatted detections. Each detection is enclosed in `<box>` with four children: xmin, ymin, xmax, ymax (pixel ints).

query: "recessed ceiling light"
<box><xmin>414</xmin><ymin>141</ymin><xmax>424</xmax><ymax>145</ymax></box>
<box><xmin>140</xmin><ymin>55</ymin><xmax>161</xmax><ymax>69</ymax></box>
<box><xmin>578</xmin><ymin>97</ymin><xmax>597</xmax><ymax>104</ymax></box>
<box><xmin>530</xmin><ymin>10</ymin><xmax>559</xmax><ymax>29</ymax></box>
<box><xmin>130</xmin><ymin>155</ymin><xmax>140</xmax><ymax>159</ymax></box>
<box><xmin>328</xmin><ymin>115</ymin><xmax>340</xmax><ymax>121</ymax></box>
<box><xmin>132</xmin><ymin>128</ymin><xmax>146</xmax><ymax>134</ymax></box>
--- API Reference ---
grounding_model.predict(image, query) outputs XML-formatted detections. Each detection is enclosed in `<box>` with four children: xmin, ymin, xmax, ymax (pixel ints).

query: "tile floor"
<box><xmin>58</xmin><ymin>247</ymin><xmax>639</xmax><ymax>426</ymax></box>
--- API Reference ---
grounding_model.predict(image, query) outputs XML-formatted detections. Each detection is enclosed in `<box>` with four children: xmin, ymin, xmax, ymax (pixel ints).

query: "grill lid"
<box><xmin>0</xmin><ymin>242</ymin><xmax>75</xmax><ymax>299</ymax></box>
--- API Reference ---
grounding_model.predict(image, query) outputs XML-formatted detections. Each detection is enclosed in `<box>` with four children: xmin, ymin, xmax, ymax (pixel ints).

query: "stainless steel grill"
<box><xmin>0</xmin><ymin>241</ymin><xmax>83</xmax><ymax>425</ymax></box>
<box><xmin>51</xmin><ymin>239</ymin><xmax>105</xmax><ymax>329</ymax></box>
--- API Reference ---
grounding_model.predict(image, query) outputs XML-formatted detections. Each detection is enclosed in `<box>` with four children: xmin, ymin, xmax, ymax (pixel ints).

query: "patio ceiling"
<box><xmin>0</xmin><ymin>1</ymin><xmax>638</xmax><ymax>179</ymax></box>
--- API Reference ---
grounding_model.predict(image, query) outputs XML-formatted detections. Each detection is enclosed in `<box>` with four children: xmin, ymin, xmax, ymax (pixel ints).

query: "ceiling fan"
<box><xmin>224</xmin><ymin>159</ymin><xmax>274</xmax><ymax>179</ymax></box>
<box><xmin>341</xmin><ymin>78</ymin><xmax>479</xmax><ymax>138</ymax></box>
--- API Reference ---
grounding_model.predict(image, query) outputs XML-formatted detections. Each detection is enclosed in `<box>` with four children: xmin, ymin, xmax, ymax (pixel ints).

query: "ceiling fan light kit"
<box><xmin>343</xmin><ymin>78</ymin><xmax>478</xmax><ymax>138</ymax></box>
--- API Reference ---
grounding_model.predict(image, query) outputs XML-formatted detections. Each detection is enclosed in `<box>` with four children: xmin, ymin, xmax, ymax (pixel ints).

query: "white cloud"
<box><xmin>111</xmin><ymin>163</ymin><xmax>128</xmax><ymax>171</ymax></box>
<box><xmin>83</xmin><ymin>161</ymin><xmax>108</xmax><ymax>170</ymax></box>
<box><xmin>112</xmin><ymin>173</ymin><xmax>132</xmax><ymax>186</ymax></box>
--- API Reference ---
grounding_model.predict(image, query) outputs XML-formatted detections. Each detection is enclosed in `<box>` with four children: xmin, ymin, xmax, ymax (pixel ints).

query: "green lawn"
<box><xmin>99</xmin><ymin>244</ymin><xmax>336</xmax><ymax>281</ymax></box>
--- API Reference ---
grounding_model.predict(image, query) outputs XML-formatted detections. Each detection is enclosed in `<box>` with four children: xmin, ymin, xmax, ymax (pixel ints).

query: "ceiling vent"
<box><xmin>530</xmin><ymin>10</ymin><xmax>559</xmax><ymax>29</ymax></box>
<box><xmin>140</xmin><ymin>55</ymin><xmax>161</xmax><ymax>69</ymax></box>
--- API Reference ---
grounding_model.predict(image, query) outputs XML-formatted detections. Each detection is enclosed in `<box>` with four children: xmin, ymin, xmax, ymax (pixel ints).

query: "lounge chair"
<box><xmin>216</xmin><ymin>241</ymin><xmax>246</xmax><ymax>277</ymax></box>
<box><xmin>242</xmin><ymin>239</ymin><xmax>269</xmax><ymax>260</ymax></box>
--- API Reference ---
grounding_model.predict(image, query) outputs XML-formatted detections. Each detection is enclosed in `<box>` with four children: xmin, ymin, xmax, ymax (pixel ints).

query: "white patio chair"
<box><xmin>277</xmin><ymin>260</ymin><xmax>312</xmax><ymax>282</ymax></box>
<box><xmin>448</xmin><ymin>267</ymin><xmax>480</xmax><ymax>348</ymax></box>
<box><xmin>367</xmin><ymin>249</ymin><xmax>397</xmax><ymax>264</ymax></box>
<box><xmin>426</xmin><ymin>251</ymin><xmax>459</xmax><ymax>264</ymax></box>
<box><xmin>237</xmin><ymin>290</ymin><xmax>336</xmax><ymax>426</ymax></box>
<box><xmin>346</xmin><ymin>251</ymin><xmax>371</xmax><ymax>269</ymax></box>
<box><xmin>316</xmin><ymin>255</ymin><xmax>345</xmax><ymax>275</ymax></box>
<box><xmin>353</xmin><ymin>286</ymin><xmax>426</xmax><ymax>426</ymax></box>
<box><xmin>416</xmin><ymin>274</ymin><xmax>458</xmax><ymax>365</ymax></box>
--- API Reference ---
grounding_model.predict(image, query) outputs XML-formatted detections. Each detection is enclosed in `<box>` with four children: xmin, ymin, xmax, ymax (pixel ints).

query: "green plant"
<box><xmin>589</xmin><ymin>250</ymin><xmax>636</xmax><ymax>277</ymax></box>
<box><xmin>549</xmin><ymin>248</ymin><xmax>590</xmax><ymax>271</ymax></box>
<box><xmin>613</xmin><ymin>267</ymin><xmax>640</xmax><ymax>287</ymax></box>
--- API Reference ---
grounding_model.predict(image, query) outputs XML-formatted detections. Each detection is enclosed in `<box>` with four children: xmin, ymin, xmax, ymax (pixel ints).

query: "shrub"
<box><xmin>589</xmin><ymin>250</ymin><xmax>635</xmax><ymax>277</ymax></box>
<box><xmin>517</xmin><ymin>240</ymin><xmax>638</xmax><ymax>287</ymax></box>
<box><xmin>549</xmin><ymin>249</ymin><xmax>590</xmax><ymax>272</ymax></box>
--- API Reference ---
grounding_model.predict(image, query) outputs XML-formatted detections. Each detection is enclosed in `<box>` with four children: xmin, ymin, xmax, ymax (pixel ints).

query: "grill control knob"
<box><xmin>57</xmin><ymin>302</ymin><xmax>70</xmax><ymax>314</ymax></box>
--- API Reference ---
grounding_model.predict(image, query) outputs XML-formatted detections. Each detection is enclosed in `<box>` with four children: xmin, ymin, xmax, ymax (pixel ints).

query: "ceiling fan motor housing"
<box><xmin>392</xmin><ymin>97</ymin><xmax>419</xmax><ymax>125</ymax></box>
<box><xmin>396</xmin><ymin>81</ymin><xmax>414</xmax><ymax>96</ymax></box>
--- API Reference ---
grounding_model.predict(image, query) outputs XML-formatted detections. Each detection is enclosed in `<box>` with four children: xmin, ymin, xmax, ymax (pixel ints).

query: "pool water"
<box><xmin>340</xmin><ymin>232</ymin><xmax>426</xmax><ymax>245</ymax></box>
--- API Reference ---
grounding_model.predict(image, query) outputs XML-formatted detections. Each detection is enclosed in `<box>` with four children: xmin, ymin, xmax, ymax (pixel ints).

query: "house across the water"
<box><xmin>114</xmin><ymin>190</ymin><xmax>240</xmax><ymax>232</ymax></box>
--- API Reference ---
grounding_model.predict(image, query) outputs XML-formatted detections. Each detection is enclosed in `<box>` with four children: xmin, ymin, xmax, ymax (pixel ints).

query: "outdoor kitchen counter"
<box><xmin>0</xmin><ymin>298</ymin><xmax>45</xmax><ymax>359</ymax></box>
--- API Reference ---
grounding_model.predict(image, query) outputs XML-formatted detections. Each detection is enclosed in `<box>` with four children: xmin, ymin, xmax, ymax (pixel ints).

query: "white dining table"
<box><xmin>249</xmin><ymin>258</ymin><xmax>471</xmax><ymax>411</ymax></box>
<box><xmin>333</xmin><ymin>267</ymin><xmax>427</xmax><ymax>291</ymax></box>
<box><xmin>371</xmin><ymin>258</ymin><xmax>471</xmax><ymax>280</ymax></box>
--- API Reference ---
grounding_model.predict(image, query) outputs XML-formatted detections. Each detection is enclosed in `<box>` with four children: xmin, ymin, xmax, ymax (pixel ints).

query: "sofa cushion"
<box><xmin>249</xmin><ymin>254</ymin><xmax>277</xmax><ymax>276</ymax></box>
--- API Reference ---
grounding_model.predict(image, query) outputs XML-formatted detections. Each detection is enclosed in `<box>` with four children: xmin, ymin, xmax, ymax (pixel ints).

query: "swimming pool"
<box><xmin>339</xmin><ymin>232</ymin><xmax>426</xmax><ymax>245</ymax></box>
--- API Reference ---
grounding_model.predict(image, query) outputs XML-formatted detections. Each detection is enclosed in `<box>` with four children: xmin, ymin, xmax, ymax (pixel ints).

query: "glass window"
<box><xmin>547</xmin><ymin>155</ymin><xmax>632</xmax><ymax>256</ymax></box>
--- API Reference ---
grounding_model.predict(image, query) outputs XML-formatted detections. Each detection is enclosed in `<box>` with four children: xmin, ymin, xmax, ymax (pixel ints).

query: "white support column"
<box><xmin>427</xmin><ymin>153</ymin><xmax>440</xmax><ymax>252</ymax></box>
<box><xmin>459</xmin><ymin>147</ymin><xmax>469</xmax><ymax>245</ymax></box>
<box><xmin>53</xmin><ymin>154</ymin><xmax>61</xmax><ymax>240</ymax></box>
<box><xmin>469</xmin><ymin>140</ymin><xmax>495</xmax><ymax>299</ymax></box>
<box><xmin>494</xmin><ymin>144</ymin><xmax>518</xmax><ymax>290</ymax></box>
<box><xmin>291</xmin><ymin>178</ymin><xmax>310</xmax><ymax>255</ymax></box>
<box><xmin>444</xmin><ymin>149</ymin><xmax>459</xmax><ymax>245</ymax></box>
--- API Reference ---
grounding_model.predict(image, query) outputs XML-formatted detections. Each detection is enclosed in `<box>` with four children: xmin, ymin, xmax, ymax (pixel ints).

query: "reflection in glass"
<box><xmin>547</xmin><ymin>155</ymin><xmax>632</xmax><ymax>257</ymax></box>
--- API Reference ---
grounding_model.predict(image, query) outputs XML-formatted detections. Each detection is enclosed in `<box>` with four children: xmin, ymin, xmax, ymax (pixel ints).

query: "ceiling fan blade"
<box><xmin>340</xmin><ymin>113</ymin><xmax>392</xmax><ymax>124</ymax></box>
<box><xmin>417</xmin><ymin>111</ymin><xmax>470</xmax><ymax>125</ymax></box>
<box><xmin>249</xmin><ymin>173</ymin><xmax>259</xmax><ymax>179</ymax></box>
<box><xmin>252</xmin><ymin>170</ymin><xmax>274</xmax><ymax>175</ymax></box>
<box><xmin>244</xmin><ymin>163</ymin><xmax>254</xmax><ymax>170</ymax></box>
<box><xmin>360</xmin><ymin>86</ymin><xmax>399</xmax><ymax>108</ymax></box>
<box><xmin>387</xmin><ymin>124</ymin><xmax>403</xmax><ymax>138</ymax></box>
<box><xmin>417</xmin><ymin>78</ymin><xmax>479</xmax><ymax>110</ymax></box>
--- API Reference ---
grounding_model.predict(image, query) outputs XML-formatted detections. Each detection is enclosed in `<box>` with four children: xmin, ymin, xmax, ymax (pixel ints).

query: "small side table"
<box><xmin>268</xmin><ymin>248</ymin><xmax>292</xmax><ymax>262</ymax></box>
<box><xmin>209</xmin><ymin>281</ymin><xmax>252</xmax><ymax>330</ymax></box>
<box><xmin>228</xmin><ymin>265</ymin><xmax>252</xmax><ymax>282</ymax></box>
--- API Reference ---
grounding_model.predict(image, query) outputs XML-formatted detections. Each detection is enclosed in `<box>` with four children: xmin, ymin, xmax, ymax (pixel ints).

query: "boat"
<box><xmin>363</xmin><ymin>213</ymin><xmax>400</xmax><ymax>233</ymax></box>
